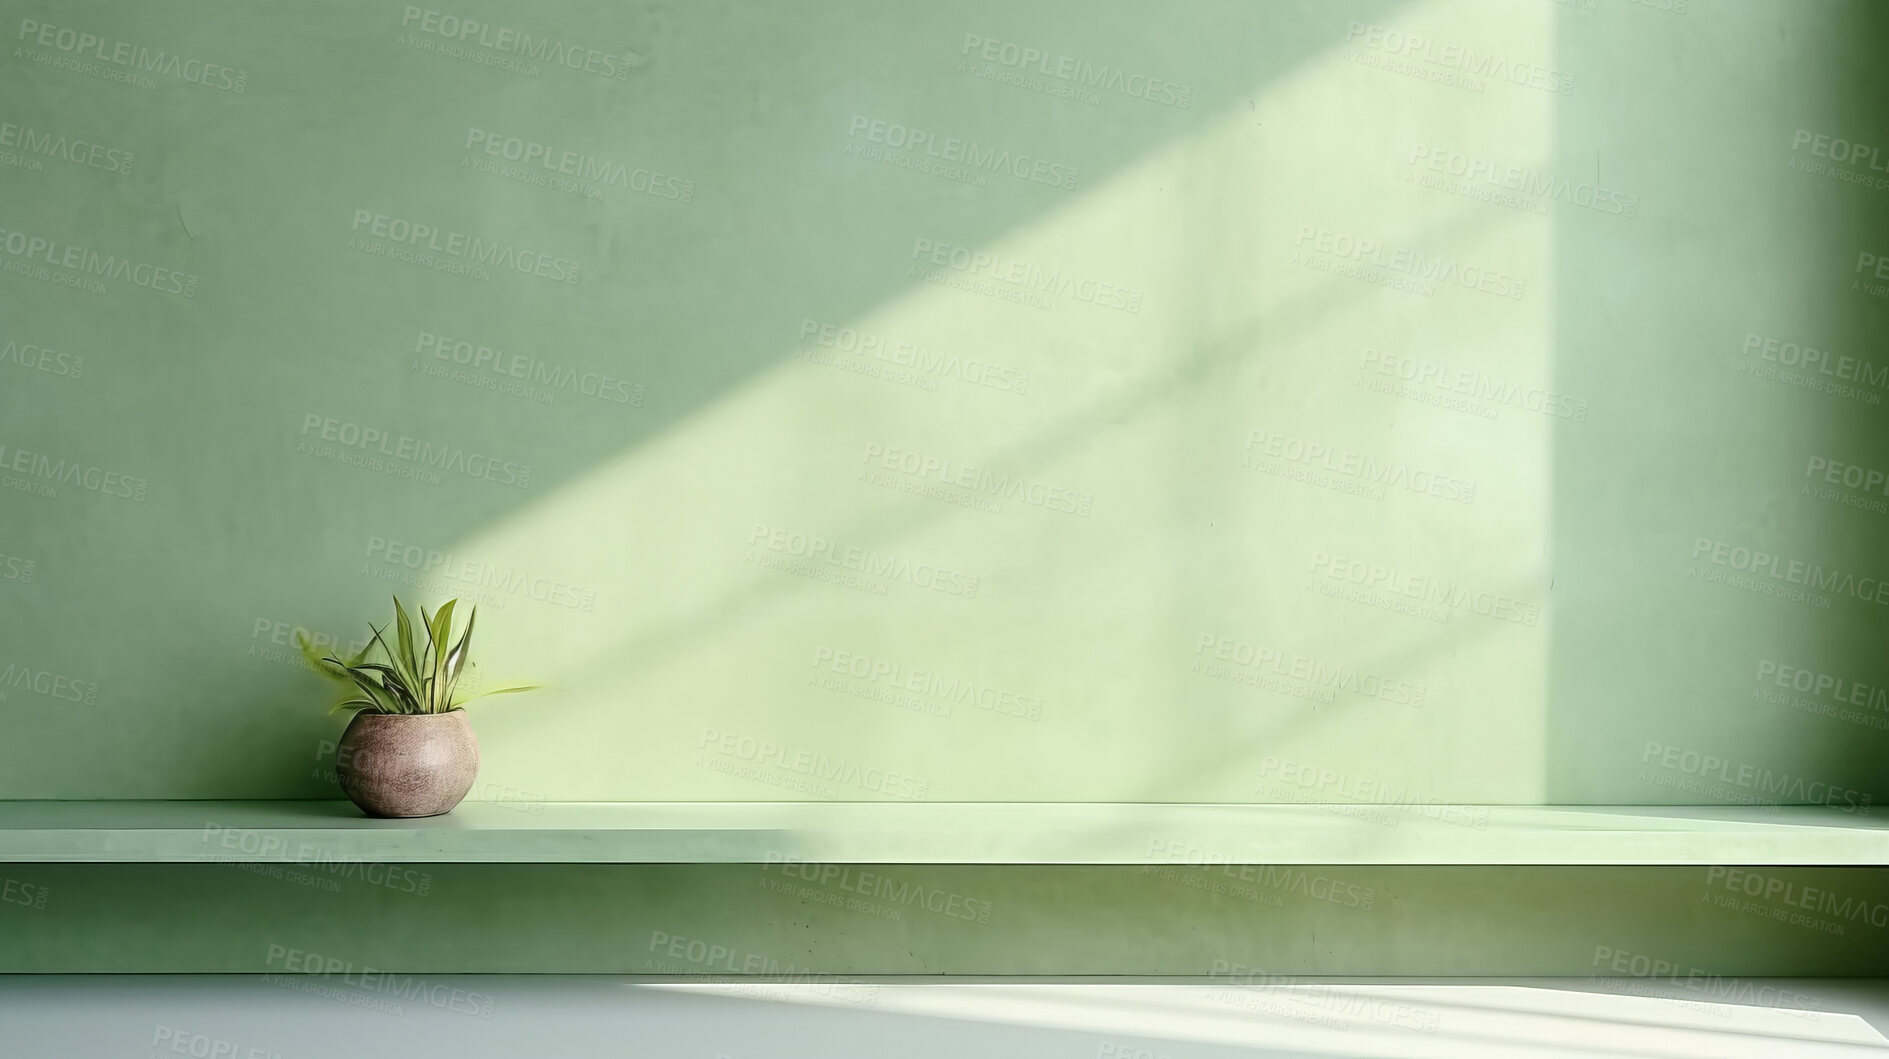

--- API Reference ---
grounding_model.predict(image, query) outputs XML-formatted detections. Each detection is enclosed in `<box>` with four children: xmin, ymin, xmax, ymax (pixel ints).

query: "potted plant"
<box><xmin>299</xmin><ymin>597</ymin><xmax>538</xmax><ymax>818</ymax></box>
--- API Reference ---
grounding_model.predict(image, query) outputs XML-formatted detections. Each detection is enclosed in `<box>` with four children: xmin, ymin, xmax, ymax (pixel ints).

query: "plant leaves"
<box><xmin>417</xmin><ymin>603</ymin><xmax>436</xmax><ymax>694</ymax></box>
<box><xmin>340</xmin><ymin>667</ymin><xmax>403</xmax><ymax>714</ymax></box>
<box><xmin>352</xmin><ymin>662</ymin><xmax>420</xmax><ymax>712</ymax></box>
<box><xmin>369</xmin><ymin>618</ymin><xmax>430</xmax><ymax>709</ymax></box>
<box><xmin>457</xmin><ymin>683</ymin><xmax>543</xmax><ymax>705</ymax></box>
<box><xmin>393</xmin><ymin>596</ymin><xmax>417</xmax><ymax>679</ymax></box>
<box><xmin>316</xmin><ymin>654</ymin><xmax>369</xmax><ymax>692</ymax></box>
<box><xmin>443</xmin><ymin>606</ymin><xmax>476</xmax><ymax>702</ymax></box>
<box><xmin>308</xmin><ymin>597</ymin><xmax>538</xmax><ymax>715</ymax></box>
<box><xmin>298</xmin><ymin>634</ymin><xmax>349</xmax><ymax>682</ymax></box>
<box><xmin>362</xmin><ymin>623</ymin><xmax>412</xmax><ymax>693</ymax></box>
<box><xmin>429</xmin><ymin>599</ymin><xmax>457</xmax><ymax>656</ymax></box>
<box><xmin>427</xmin><ymin>599</ymin><xmax>457</xmax><ymax>713</ymax></box>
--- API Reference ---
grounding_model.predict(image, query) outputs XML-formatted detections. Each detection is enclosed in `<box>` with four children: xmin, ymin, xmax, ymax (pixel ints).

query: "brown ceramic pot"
<box><xmin>335</xmin><ymin>710</ymin><xmax>479</xmax><ymax>818</ymax></box>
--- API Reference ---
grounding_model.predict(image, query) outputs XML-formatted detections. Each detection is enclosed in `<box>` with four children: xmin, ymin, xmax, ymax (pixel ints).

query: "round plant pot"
<box><xmin>335</xmin><ymin>710</ymin><xmax>479</xmax><ymax>818</ymax></box>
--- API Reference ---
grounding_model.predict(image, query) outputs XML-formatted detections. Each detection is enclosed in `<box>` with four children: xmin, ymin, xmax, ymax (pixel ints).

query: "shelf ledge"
<box><xmin>2</xmin><ymin>800</ymin><xmax>1887</xmax><ymax>865</ymax></box>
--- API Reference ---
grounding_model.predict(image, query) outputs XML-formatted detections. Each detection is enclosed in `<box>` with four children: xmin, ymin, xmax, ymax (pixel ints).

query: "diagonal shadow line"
<box><xmin>545</xmin><ymin>186</ymin><xmax>1546</xmax><ymax>798</ymax></box>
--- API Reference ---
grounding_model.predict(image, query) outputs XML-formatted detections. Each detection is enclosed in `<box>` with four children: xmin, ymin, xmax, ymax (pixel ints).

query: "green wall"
<box><xmin>2</xmin><ymin>0</ymin><xmax>1886</xmax><ymax>805</ymax></box>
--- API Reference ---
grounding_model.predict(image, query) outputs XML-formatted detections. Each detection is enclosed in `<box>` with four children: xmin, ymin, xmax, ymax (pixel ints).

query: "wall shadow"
<box><xmin>1547</xmin><ymin>0</ymin><xmax>1889</xmax><ymax>804</ymax></box>
<box><xmin>0</xmin><ymin>0</ymin><xmax>1401</xmax><ymax>796</ymax></box>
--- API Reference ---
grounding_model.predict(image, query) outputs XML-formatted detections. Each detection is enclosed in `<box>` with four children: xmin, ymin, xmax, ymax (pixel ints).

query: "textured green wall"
<box><xmin>2</xmin><ymin>0</ymin><xmax>1886</xmax><ymax>804</ymax></box>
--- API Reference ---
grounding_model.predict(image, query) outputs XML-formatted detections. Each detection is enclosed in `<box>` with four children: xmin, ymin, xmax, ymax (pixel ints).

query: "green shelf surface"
<box><xmin>2</xmin><ymin>800</ymin><xmax>1887</xmax><ymax>865</ymax></box>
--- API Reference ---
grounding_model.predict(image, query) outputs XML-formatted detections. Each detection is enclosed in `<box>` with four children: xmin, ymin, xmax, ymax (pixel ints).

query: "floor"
<box><xmin>5</xmin><ymin>976</ymin><xmax>1889</xmax><ymax>1057</ymax></box>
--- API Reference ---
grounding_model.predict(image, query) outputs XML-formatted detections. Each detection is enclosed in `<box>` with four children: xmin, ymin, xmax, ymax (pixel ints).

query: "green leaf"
<box><xmin>298</xmin><ymin>633</ymin><xmax>352</xmax><ymax>682</ymax></box>
<box><xmin>314</xmin><ymin>654</ymin><xmax>371</xmax><ymax>692</ymax></box>
<box><xmin>442</xmin><ymin>606</ymin><xmax>476</xmax><ymax>704</ymax></box>
<box><xmin>393</xmin><ymin>596</ymin><xmax>418</xmax><ymax>676</ymax></box>
<box><xmin>305</xmin><ymin>650</ymin><xmax>345</xmax><ymax>682</ymax></box>
<box><xmin>340</xmin><ymin>667</ymin><xmax>403</xmax><ymax>714</ymax></box>
<box><xmin>352</xmin><ymin>662</ymin><xmax>420</xmax><ymax>712</ymax></box>
<box><xmin>364</xmin><ymin>621</ymin><xmax>421</xmax><ymax>706</ymax></box>
<box><xmin>303</xmin><ymin>617</ymin><xmax>374</xmax><ymax>674</ymax></box>
<box><xmin>456</xmin><ymin>683</ymin><xmax>542</xmax><ymax>706</ymax></box>
<box><xmin>428</xmin><ymin>599</ymin><xmax>457</xmax><ymax>655</ymax></box>
<box><xmin>295</xmin><ymin>629</ymin><xmax>323</xmax><ymax>666</ymax></box>
<box><xmin>427</xmin><ymin>599</ymin><xmax>458</xmax><ymax>712</ymax></box>
<box><xmin>417</xmin><ymin>603</ymin><xmax>436</xmax><ymax>688</ymax></box>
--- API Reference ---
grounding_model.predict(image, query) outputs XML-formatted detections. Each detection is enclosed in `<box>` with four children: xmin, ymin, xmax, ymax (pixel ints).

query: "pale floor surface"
<box><xmin>6</xmin><ymin>976</ymin><xmax>1889</xmax><ymax>1057</ymax></box>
